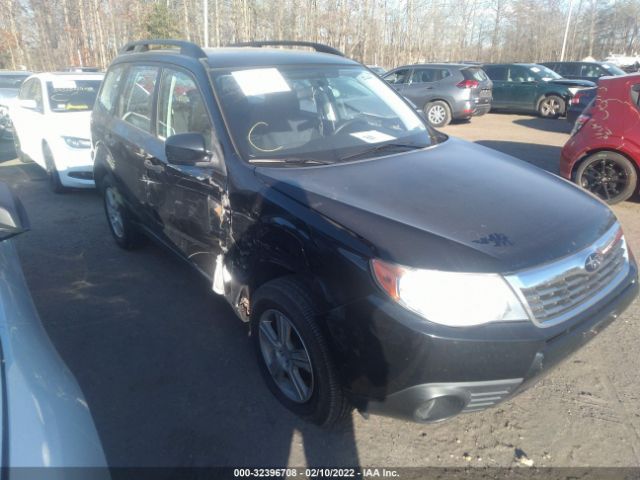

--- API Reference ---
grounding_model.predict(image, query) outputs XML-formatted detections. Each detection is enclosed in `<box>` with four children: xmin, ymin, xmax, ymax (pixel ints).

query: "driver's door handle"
<box><xmin>144</xmin><ymin>158</ymin><xmax>165</xmax><ymax>173</ymax></box>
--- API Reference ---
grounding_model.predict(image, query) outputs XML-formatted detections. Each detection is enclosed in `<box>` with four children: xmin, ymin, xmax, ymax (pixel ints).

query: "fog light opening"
<box><xmin>414</xmin><ymin>395</ymin><xmax>466</xmax><ymax>422</ymax></box>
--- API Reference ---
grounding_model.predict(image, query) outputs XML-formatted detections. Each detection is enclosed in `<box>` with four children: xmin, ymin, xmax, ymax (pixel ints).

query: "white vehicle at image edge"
<box><xmin>9</xmin><ymin>72</ymin><xmax>103</xmax><ymax>193</ymax></box>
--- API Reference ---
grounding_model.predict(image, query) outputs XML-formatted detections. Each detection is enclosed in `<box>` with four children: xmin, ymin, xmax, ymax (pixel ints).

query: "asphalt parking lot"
<box><xmin>1</xmin><ymin>113</ymin><xmax>639</xmax><ymax>469</ymax></box>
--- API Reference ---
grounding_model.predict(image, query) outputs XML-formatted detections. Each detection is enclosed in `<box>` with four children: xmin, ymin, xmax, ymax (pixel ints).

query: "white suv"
<box><xmin>10</xmin><ymin>72</ymin><xmax>103</xmax><ymax>192</ymax></box>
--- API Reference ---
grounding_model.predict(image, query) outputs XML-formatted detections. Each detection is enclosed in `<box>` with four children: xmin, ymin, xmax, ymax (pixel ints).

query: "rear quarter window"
<box><xmin>483</xmin><ymin>66</ymin><xmax>507</xmax><ymax>81</ymax></box>
<box><xmin>632</xmin><ymin>84</ymin><xmax>640</xmax><ymax>108</ymax></box>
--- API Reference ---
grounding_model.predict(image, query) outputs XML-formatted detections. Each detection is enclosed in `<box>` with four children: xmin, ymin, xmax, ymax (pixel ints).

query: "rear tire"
<box><xmin>423</xmin><ymin>101</ymin><xmax>452</xmax><ymax>128</ymax></box>
<box><xmin>43</xmin><ymin>144</ymin><xmax>67</xmax><ymax>193</ymax></box>
<box><xmin>575</xmin><ymin>151</ymin><xmax>637</xmax><ymax>205</ymax></box>
<box><xmin>251</xmin><ymin>276</ymin><xmax>351</xmax><ymax>427</ymax></box>
<box><xmin>101</xmin><ymin>176</ymin><xmax>146</xmax><ymax>249</ymax></box>
<box><xmin>538</xmin><ymin>95</ymin><xmax>565</xmax><ymax>119</ymax></box>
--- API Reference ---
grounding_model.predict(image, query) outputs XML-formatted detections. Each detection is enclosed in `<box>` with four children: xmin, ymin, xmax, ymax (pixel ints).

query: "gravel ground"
<box><xmin>0</xmin><ymin>112</ymin><xmax>638</xmax><ymax>470</ymax></box>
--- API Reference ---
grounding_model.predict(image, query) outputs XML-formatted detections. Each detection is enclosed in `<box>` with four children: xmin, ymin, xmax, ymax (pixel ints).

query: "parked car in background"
<box><xmin>367</xmin><ymin>65</ymin><xmax>386</xmax><ymax>76</ymax></box>
<box><xmin>542</xmin><ymin>61</ymin><xmax>626</xmax><ymax>83</ymax></box>
<box><xmin>0</xmin><ymin>71</ymin><xmax>32</xmax><ymax>138</ymax></box>
<box><xmin>0</xmin><ymin>183</ymin><xmax>109</xmax><ymax>470</ymax></box>
<box><xmin>64</xmin><ymin>66</ymin><xmax>101</xmax><ymax>73</ymax></box>
<box><xmin>383</xmin><ymin>63</ymin><xmax>492</xmax><ymax>127</ymax></box>
<box><xmin>605</xmin><ymin>54</ymin><xmax>640</xmax><ymax>73</ymax></box>
<box><xmin>561</xmin><ymin>74</ymin><xmax>640</xmax><ymax>204</ymax></box>
<box><xmin>566</xmin><ymin>86</ymin><xmax>597</xmax><ymax>125</ymax></box>
<box><xmin>92</xmin><ymin>40</ymin><xmax>638</xmax><ymax>427</ymax></box>
<box><xmin>482</xmin><ymin>63</ymin><xmax>595</xmax><ymax>118</ymax></box>
<box><xmin>10</xmin><ymin>72</ymin><xmax>103</xmax><ymax>192</ymax></box>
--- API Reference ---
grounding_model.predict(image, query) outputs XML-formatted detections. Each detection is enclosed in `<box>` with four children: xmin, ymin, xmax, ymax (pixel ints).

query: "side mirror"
<box><xmin>19</xmin><ymin>99</ymin><xmax>37</xmax><ymax>110</ymax></box>
<box><xmin>0</xmin><ymin>183</ymin><xmax>30</xmax><ymax>242</ymax></box>
<box><xmin>165</xmin><ymin>133</ymin><xmax>207</xmax><ymax>166</ymax></box>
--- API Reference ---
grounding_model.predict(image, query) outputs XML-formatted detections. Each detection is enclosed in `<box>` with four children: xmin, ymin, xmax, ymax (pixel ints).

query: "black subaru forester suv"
<box><xmin>92</xmin><ymin>40</ymin><xmax>638</xmax><ymax>427</ymax></box>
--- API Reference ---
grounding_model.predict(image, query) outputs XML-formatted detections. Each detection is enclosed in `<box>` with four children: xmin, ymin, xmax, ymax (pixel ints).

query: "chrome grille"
<box><xmin>506</xmin><ymin>224</ymin><xmax>630</xmax><ymax>327</ymax></box>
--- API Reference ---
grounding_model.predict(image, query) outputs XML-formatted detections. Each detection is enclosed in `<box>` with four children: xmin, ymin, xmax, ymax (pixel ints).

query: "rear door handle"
<box><xmin>144</xmin><ymin>158</ymin><xmax>164</xmax><ymax>173</ymax></box>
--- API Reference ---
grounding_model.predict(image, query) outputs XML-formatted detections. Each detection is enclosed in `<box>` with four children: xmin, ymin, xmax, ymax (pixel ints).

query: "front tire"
<box><xmin>251</xmin><ymin>277</ymin><xmax>351</xmax><ymax>427</ymax></box>
<box><xmin>423</xmin><ymin>101</ymin><xmax>452</xmax><ymax>128</ymax></box>
<box><xmin>101</xmin><ymin>177</ymin><xmax>146</xmax><ymax>249</ymax></box>
<box><xmin>538</xmin><ymin>95</ymin><xmax>565</xmax><ymax>119</ymax></box>
<box><xmin>575</xmin><ymin>151</ymin><xmax>637</xmax><ymax>205</ymax></box>
<box><xmin>43</xmin><ymin>144</ymin><xmax>67</xmax><ymax>193</ymax></box>
<box><xmin>13</xmin><ymin>134</ymin><xmax>29</xmax><ymax>163</ymax></box>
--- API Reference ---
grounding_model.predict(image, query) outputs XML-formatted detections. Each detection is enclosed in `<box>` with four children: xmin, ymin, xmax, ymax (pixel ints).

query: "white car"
<box><xmin>10</xmin><ymin>72</ymin><xmax>103</xmax><ymax>192</ymax></box>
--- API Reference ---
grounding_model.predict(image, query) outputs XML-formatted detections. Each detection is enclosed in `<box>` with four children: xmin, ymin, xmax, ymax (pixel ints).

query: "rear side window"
<box><xmin>156</xmin><ymin>68</ymin><xmax>212</xmax><ymax>148</ymax></box>
<box><xmin>410</xmin><ymin>68</ymin><xmax>450</xmax><ymax>83</ymax></box>
<box><xmin>98</xmin><ymin>65</ymin><xmax>126</xmax><ymax>112</ymax></box>
<box><xmin>118</xmin><ymin>65</ymin><xmax>159</xmax><ymax>133</ymax></box>
<box><xmin>483</xmin><ymin>66</ymin><xmax>507</xmax><ymax>81</ymax></box>
<box><xmin>462</xmin><ymin>68</ymin><xmax>488</xmax><ymax>82</ymax></box>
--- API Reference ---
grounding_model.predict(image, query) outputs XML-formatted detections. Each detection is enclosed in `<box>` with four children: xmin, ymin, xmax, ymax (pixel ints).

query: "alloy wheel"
<box><xmin>427</xmin><ymin>105</ymin><xmax>446</xmax><ymax>125</ymax></box>
<box><xmin>258</xmin><ymin>308</ymin><xmax>314</xmax><ymax>403</ymax></box>
<box><xmin>580</xmin><ymin>158</ymin><xmax>629</xmax><ymax>202</ymax></box>
<box><xmin>105</xmin><ymin>187</ymin><xmax>125</xmax><ymax>239</ymax></box>
<box><xmin>541</xmin><ymin>97</ymin><xmax>561</xmax><ymax>117</ymax></box>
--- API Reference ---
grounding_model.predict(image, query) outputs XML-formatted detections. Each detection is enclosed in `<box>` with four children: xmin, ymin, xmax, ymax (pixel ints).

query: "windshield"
<box><xmin>46</xmin><ymin>79</ymin><xmax>102</xmax><ymax>112</ymax></box>
<box><xmin>210</xmin><ymin>65</ymin><xmax>433</xmax><ymax>164</ymax></box>
<box><xmin>530</xmin><ymin>65</ymin><xmax>563</xmax><ymax>81</ymax></box>
<box><xmin>602</xmin><ymin>63</ymin><xmax>626</xmax><ymax>76</ymax></box>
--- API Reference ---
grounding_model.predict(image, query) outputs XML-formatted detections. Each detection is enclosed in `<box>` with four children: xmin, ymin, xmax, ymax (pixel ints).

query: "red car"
<box><xmin>560</xmin><ymin>73</ymin><xmax>640</xmax><ymax>204</ymax></box>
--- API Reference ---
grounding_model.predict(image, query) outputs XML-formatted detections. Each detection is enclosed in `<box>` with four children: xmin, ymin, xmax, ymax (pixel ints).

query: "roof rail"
<box><xmin>228</xmin><ymin>40</ymin><xmax>344</xmax><ymax>57</ymax></box>
<box><xmin>120</xmin><ymin>39</ymin><xmax>207</xmax><ymax>59</ymax></box>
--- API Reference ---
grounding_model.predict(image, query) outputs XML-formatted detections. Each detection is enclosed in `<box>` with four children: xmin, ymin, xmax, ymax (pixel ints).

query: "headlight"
<box><xmin>371</xmin><ymin>259</ymin><xmax>529</xmax><ymax>327</ymax></box>
<box><xmin>62</xmin><ymin>136</ymin><xmax>91</xmax><ymax>149</ymax></box>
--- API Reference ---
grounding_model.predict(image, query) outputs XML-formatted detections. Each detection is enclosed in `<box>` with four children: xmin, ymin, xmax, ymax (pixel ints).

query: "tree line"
<box><xmin>1</xmin><ymin>0</ymin><xmax>639</xmax><ymax>71</ymax></box>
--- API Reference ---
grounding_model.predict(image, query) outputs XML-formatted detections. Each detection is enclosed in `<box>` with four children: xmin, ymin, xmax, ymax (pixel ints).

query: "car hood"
<box><xmin>547</xmin><ymin>78</ymin><xmax>596</xmax><ymax>88</ymax></box>
<box><xmin>255</xmin><ymin>138</ymin><xmax>616</xmax><ymax>273</ymax></box>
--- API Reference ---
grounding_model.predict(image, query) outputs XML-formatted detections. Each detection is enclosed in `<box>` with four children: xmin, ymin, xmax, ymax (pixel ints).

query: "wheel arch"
<box><xmin>536</xmin><ymin>92</ymin><xmax>568</xmax><ymax>113</ymax></box>
<box><xmin>571</xmin><ymin>147</ymin><xmax>640</xmax><ymax>182</ymax></box>
<box><xmin>423</xmin><ymin>97</ymin><xmax>452</xmax><ymax>112</ymax></box>
<box><xmin>92</xmin><ymin>141</ymin><xmax>114</xmax><ymax>191</ymax></box>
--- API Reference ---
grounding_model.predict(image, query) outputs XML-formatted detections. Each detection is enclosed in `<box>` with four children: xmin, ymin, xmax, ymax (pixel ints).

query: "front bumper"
<box><xmin>54</xmin><ymin>144</ymin><xmax>95</xmax><ymax>188</ymax></box>
<box><xmin>329</xmin><ymin>264</ymin><xmax>638</xmax><ymax>423</ymax></box>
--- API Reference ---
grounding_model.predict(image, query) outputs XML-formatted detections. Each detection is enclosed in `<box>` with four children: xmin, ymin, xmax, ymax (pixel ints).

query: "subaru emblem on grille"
<box><xmin>585</xmin><ymin>252</ymin><xmax>604</xmax><ymax>272</ymax></box>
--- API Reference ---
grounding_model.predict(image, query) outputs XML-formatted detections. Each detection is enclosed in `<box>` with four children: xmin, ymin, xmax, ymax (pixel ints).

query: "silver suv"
<box><xmin>384</xmin><ymin>63</ymin><xmax>492</xmax><ymax>127</ymax></box>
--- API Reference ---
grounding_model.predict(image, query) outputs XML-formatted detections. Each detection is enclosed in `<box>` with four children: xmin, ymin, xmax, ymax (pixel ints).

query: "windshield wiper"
<box><xmin>249</xmin><ymin>157</ymin><xmax>333</xmax><ymax>166</ymax></box>
<box><xmin>339</xmin><ymin>143</ymin><xmax>424</xmax><ymax>162</ymax></box>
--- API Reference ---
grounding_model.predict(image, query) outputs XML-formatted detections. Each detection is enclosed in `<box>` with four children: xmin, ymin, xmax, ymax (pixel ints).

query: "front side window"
<box><xmin>18</xmin><ymin>78</ymin><xmax>36</xmax><ymax>100</ymax></box>
<box><xmin>98</xmin><ymin>65</ymin><xmax>126</xmax><ymax>112</ymax></box>
<box><xmin>529</xmin><ymin>65</ymin><xmax>562</xmax><ymax>81</ymax></box>
<box><xmin>211</xmin><ymin>65</ymin><xmax>433</xmax><ymax>165</ymax></box>
<box><xmin>384</xmin><ymin>69</ymin><xmax>411</xmax><ymax>85</ymax></box>
<box><xmin>32</xmin><ymin>80</ymin><xmax>44</xmax><ymax>111</ymax></box>
<box><xmin>508</xmin><ymin>66</ymin><xmax>536</xmax><ymax>83</ymax></box>
<box><xmin>118</xmin><ymin>66</ymin><xmax>159</xmax><ymax>133</ymax></box>
<box><xmin>580</xmin><ymin>63</ymin><xmax>606</xmax><ymax>78</ymax></box>
<box><xmin>157</xmin><ymin>68</ymin><xmax>212</xmax><ymax>148</ymax></box>
<box><xmin>46</xmin><ymin>78</ymin><xmax>102</xmax><ymax>112</ymax></box>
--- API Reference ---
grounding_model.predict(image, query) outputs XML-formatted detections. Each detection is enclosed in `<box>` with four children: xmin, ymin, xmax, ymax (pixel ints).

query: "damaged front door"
<box><xmin>153</xmin><ymin>66</ymin><xmax>228</xmax><ymax>279</ymax></box>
